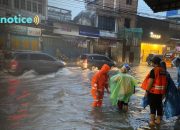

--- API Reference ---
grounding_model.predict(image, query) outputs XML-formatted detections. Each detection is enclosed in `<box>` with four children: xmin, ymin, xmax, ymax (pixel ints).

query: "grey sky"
<box><xmin>48</xmin><ymin>0</ymin><xmax>166</xmax><ymax>19</ymax></box>
<box><xmin>137</xmin><ymin>0</ymin><xmax>166</xmax><ymax>18</ymax></box>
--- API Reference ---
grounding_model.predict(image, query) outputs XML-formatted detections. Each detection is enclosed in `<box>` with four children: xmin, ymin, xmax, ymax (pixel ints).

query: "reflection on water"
<box><xmin>0</xmin><ymin>66</ymin><xmax>179</xmax><ymax>130</ymax></box>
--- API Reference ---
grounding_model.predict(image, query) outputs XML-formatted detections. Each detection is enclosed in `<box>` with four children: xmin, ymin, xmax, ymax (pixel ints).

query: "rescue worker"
<box><xmin>109</xmin><ymin>64</ymin><xmax>137</xmax><ymax>112</ymax></box>
<box><xmin>91</xmin><ymin>64</ymin><xmax>111</xmax><ymax>107</ymax></box>
<box><xmin>141</xmin><ymin>56</ymin><xmax>167</xmax><ymax>126</ymax></box>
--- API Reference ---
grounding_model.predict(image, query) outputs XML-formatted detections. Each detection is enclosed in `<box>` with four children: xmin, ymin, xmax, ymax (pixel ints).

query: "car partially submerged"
<box><xmin>77</xmin><ymin>54</ymin><xmax>116</xmax><ymax>70</ymax></box>
<box><xmin>3</xmin><ymin>51</ymin><xmax>66</xmax><ymax>75</ymax></box>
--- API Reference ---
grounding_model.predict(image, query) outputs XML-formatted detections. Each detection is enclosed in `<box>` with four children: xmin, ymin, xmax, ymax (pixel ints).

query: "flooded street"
<box><xmin>0</xmin><ymin>65</ymin><xmax>180</xmax><ymax>130</ymax></box>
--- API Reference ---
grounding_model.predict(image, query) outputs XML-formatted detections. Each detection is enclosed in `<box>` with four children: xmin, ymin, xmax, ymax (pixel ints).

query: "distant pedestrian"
<box><xmin>141</xmin><ymin>56</ymin><xmax>167</xmax><ymax>126</ymax></box>
<box><xmin>109</xmin><ymin>64</ymin><xmax>137</xmax><ymax>112</ymax></box>
<box><xmin>91</xmin><ymin>64</ymin><xmax>111</xmax><ymax>107</ymax></box>
<box><xmin>172</xmin><ymin>57</ymin><xmax>180</xmax><ymax>89</ymax></box>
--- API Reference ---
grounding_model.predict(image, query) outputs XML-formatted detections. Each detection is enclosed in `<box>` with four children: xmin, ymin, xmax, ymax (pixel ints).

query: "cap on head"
<box><xmin>151</xmin><ymin>56</ymin><xmax>161</xmax><ymax>65</ymax></box>
<box><xmin>121</xmin><ymin>64</ymin><xmax>131</xmax><ymax>73</ymax></box>
<box><xmin>124</xmin><ymin>64</ymin><xmax>130</xmax><ymax>71</ymax></box>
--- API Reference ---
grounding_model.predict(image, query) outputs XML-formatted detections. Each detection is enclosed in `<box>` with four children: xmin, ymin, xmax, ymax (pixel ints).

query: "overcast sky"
<box><xmin>48</xmin><ymin>0</ymin><xmax>166</xmax><ymax>19</ymax></box>
<box><xmin>137</xmin><ymin>0</ymin><xmax>166</xmax><ymax>18</ymax></box>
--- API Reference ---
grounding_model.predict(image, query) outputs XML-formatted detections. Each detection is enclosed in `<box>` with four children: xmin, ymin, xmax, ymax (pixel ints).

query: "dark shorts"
<box><xmin>148</xmin><ymin>93</ymin><xmax>163</xmax><ymax>116</ymax></box>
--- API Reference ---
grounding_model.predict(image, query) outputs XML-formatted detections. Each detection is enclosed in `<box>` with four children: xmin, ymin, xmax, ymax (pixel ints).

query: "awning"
<box><xmin>144</xmin><ymin>0</ymin><xmax>180</xmax><ymax>12</ymax></box>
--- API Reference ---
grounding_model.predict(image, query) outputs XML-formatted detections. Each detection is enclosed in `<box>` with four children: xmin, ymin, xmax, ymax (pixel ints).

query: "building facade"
<box><xmin>0</xmin><ymin>0</ymin><xmax>47</xmax><ymax>51</ymax></box>
<box><xmin>48</xmin><ymin>6</ymin><xmax>72</xmax><ymax>22</ymax></box>
<box><xmin>75</xmin><ymin>0</ymin><xmax>141</xmax><ymax>64</ymax></box>
<box><xmin>137</xmin><ymin>16</ymin><xmax>180</xmax><ymax>63</ymax></box>
<box><xmin>0</xmin><ymin>0</ymin><xmax>47</xmax><ymax>20</ymax></box>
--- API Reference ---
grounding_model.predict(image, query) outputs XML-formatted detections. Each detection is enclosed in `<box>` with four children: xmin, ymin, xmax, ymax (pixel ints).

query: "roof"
<box><xmin>144</xmin><ymin>0</ymin><xmax>180</xmax><ymax>12</ymax></box>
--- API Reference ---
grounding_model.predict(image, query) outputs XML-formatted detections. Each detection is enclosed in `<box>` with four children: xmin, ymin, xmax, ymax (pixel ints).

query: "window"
<box><xmin>41</xmin><ymin>55</ymin><xmax>55</xmax><ymax>61</ymax></box>
<box><xmin>30</xmin><ymin>54</ymin><xmax>41</xmax><ymax>60</ymax></box>
<box><xmin>21</xmin><ymin>0</ymin><xmax>26</xmax><ymax>10</ymax></box>
<box><xmin>103</xmin><ymin>57</ymin><xmax>111</xmax><ymax>62</ymax></box>
<box><xmin>124</xmin><ymin>18</ymin><xmax>131</xmax><ymax>28</ymax></box>
<box><xmin>126</xmin><ymin>0</ymin><xmax>132</xmax><ymax>5</ymax></box>
<box><xmin>27</xmin><ymin>1</ymin><xmax>31</xmax><ymax>11</ymax></box>
<box><xmin>14</xmin><ymin>0</ymin><xmax>20</xmax><ymax>9</ymax></box>
<box><xmin>16</xmin><ymin>54</ymin><xmax>28</xmax><ymax>60</ymax></box>
<box><xmin>33</xmin><ymin>2</ymin><xmax>37</xmax><ymax>13</ymax></box>
<box><xmin>93</xmin><ymin>56</ymin><xmax>110</xmax><ymax>61</ymax></box>
<box><xmin>98</xmin><ymin>16</ymin><xmax>115</xmax><ymax>31</ymax></box>
<box><xmin>30</xmin><ymin>54</ymin><xmax>55</xmax><ymax>61</ymax></box>
<box><xmin>3</xmin><ymin>0</ymin><xmax>8</xmax><ymax>6</ymax></box>
<box><xmin>38</xmin><ymin>4</ymin><xmax>42</xmax><ymax>14</ymax></box>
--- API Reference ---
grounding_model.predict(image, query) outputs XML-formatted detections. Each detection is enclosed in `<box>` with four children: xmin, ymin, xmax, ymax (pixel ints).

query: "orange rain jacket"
<box><xmin>91</xmin><ymin>64</ymin><xmax>111</xmax><ymax>107</ymax></box>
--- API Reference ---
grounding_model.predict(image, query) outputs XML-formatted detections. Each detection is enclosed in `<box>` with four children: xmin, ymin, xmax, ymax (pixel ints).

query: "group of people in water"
<box><xmin>90</xmin><ymin>56</ymin><xmax>180</xmax><ymax>126</ymax></box>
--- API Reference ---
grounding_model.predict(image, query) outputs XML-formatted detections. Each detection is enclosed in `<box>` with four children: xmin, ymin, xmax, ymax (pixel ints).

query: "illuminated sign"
<box><xmin>0</xmin><ymin>15</ymin><xmax>40</xmax><ymax>25</ymax></box>
<box><xmin>150</xmin><ymin>32</ymin><xmax>161</xmax><ymax>39</ymax></box>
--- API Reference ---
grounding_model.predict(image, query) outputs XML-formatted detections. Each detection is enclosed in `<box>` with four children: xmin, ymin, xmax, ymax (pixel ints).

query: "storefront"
<box><xmin>79</xmin><ymin>25</ymin><xmax>99</xmax><ymax>54</ymax></box>
<box><xmin>137</xmin><ymin>16</ymin><xmax>171</xmax><ymax>63</ymax></box>
<box><xmin>41</xmin><ymin>23</ymin><xmax>99</xmax><ymax>60</ymax></box>
<box><xmin>95</xmin><ymin>38</ymin><xmax>117</xmax><ymax>58</ymax></box>
<box><xmin>0</xmin><ymin>25</ymin><xmax>41</xmax><ymax>51</ymax></box>
<box><xmin>117</xmin><ymin>28</ymin><xmax>143</xmax><ymax>64</ymax></box>
<box><xmin>141</xmin><ymin>43</ymin><xmax>166</xmax><ymax>62</ymax></box>
<box><xmin>140</xmin><ymin>30</ymin><xmax>168</xmax><ymax>62</ymax></box>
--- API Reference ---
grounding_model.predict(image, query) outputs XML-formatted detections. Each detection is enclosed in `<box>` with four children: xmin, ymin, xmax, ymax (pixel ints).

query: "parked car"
<box><xmin>78</xmin><ymin>54</ymin><xmax>116</xmax><ymax>69</ymax></box>
<box><xmin>3</xmin><ymin>51</ymin><xmax>66</xmax><ymax>75</ymax></box>
<box><xmin>146</xmin><ymin>54</ymin><xmax>163</xmax><ymax>65</ymax></box>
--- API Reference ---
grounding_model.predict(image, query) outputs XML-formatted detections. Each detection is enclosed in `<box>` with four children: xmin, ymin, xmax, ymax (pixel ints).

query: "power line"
<box><xmin>50</xmin><ymin>0</ymin><xmax>85</xmax><ymax>7</ymax></box>
<box><xmin>48</xmin><ymin>2</ymin><xmax>85</xmax><ymax>9</ymax></box>
<box><xmin>48</xmin><ymin>0</ymin><xmax>167</xmax><ymax>19</ymax></box>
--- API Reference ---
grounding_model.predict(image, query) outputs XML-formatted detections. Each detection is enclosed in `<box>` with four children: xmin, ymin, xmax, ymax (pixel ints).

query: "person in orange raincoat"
<box><xmin>91</xmin><ymin>64</ymin><xmax>111</xmax><ymax>107</ymax></box>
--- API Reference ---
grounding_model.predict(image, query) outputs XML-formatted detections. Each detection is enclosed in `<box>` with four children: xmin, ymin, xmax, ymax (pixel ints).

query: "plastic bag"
<box><xmin>141</xmin><ymin>96</ymin><xmax>149</xmax><ymax>109</ymax></box>
<box><xmin>164</xmin><ymin>74</ymin><xmax>180</xmax><ymax>119</ymax></box>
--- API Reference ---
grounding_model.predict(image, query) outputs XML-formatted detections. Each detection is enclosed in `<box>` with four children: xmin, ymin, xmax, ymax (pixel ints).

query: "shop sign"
<box><xmin>100</xmin><ymin>30</ymin><xmax>117</xmax><ymax>38</ymax></box>
<box><xmin>150</xmin><ymin>32</ymin><xmax>161</xmax><ymax>39</ymax></box>
<box><xmin>8</xmin><ymin>25</ymin><xmax>27</xmax><ymax>35</ymax></box>
<box><xmin>79</xmin><ymin>26</ymin><xmax>99</xmax><ymax>37</ymax></box>
<box><xmin>53</xmin><ymin>23</ymin><xmax>79</xmax><ymax>36</ymax></box>
<box><xmin>27</xmin><ymin>27</ymin><xmax>41</xmax><ymax>36</ymax></box>
<box><xmin>6</xmin><ymin>25</ymin><xmax>41</xmax><ymax>36</ymax></box>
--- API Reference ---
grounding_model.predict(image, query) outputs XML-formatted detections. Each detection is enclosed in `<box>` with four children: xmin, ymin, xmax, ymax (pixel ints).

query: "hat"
<box><xmin>122</xmin><ymin>64</ymin><xmax>131</xmax><ymax>71</ymax></box>
<box><xmin>150</xmin><ymin>56</ymin><xmax>161</xmax><ymax>65</ymax></box>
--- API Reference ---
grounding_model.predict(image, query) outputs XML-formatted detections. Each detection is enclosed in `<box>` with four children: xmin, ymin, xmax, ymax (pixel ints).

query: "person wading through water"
<box><xmin>141</xmin><ymin>56</ymin><xmax>167</xmax><ymax>126</ymax></box>
<box><xmin>109</xmin><ymin>64</ymin><xmax>137</xmax><ymax>112</ymax></box>
<box><xmin>91</xmin><ymin>64</ymin><xmax>111</xmax><ymax>107</ymax></box>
